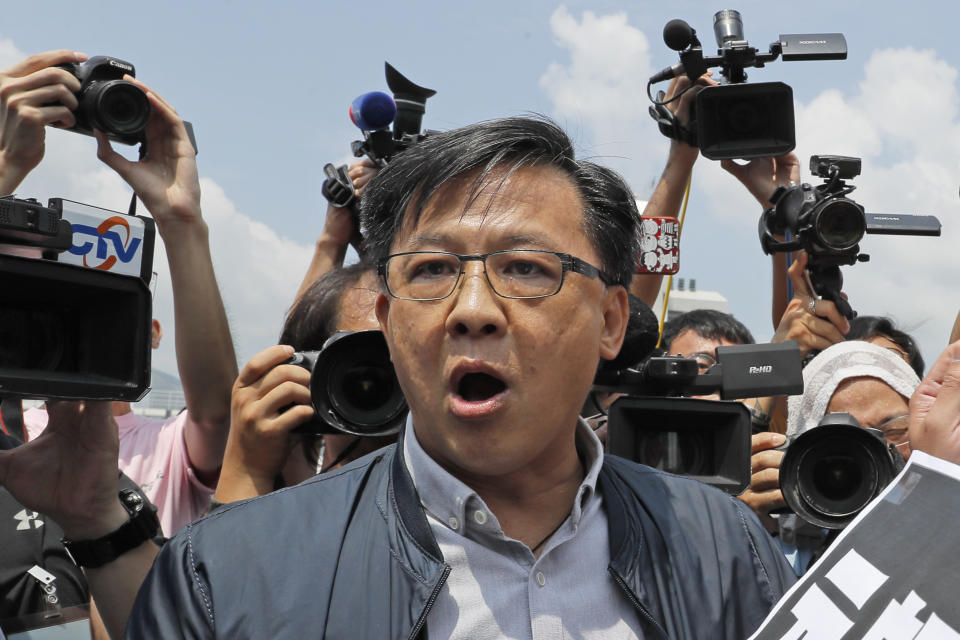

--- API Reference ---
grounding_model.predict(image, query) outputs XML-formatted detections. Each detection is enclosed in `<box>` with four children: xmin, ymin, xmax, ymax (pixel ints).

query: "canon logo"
<box><xmin>108</xmin><ymin>60</ymin><xmax>133</xmax><ymax>71</ymax></box>
<box><xmin>799</xmin><ymin>40</ymin><xmax>827</xmax><ymax>45</ymax></box>
<box><xmin>749</xmin><ymin>365</ymin><xmax>773</xmax><ymax>374</ymax></box>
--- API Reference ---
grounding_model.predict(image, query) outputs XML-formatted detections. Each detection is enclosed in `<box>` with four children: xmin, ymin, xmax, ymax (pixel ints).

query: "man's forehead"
<box><xmin>393</xmin><ymin>164</ymin><xmax>584</xmax><ymax>248</ymax></box>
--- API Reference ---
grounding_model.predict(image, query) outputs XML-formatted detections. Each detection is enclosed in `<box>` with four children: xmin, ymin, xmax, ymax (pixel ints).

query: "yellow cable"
<box><xmin>656</xmin><ymin>174</ymin><xmax>692</xmax><ymax>347</ymax></box>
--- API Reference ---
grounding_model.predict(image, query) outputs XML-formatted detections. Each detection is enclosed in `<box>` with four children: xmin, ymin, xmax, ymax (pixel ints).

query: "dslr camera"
<box><xmin>648</xmin><ymin>9</ymin><xmax>846</xmax><ymax>159</ymax></box>
<box><xmin>779</xmin><ymin>413</ymin><xmax>905</xmax><ymax>529</ymax></box>
<box><xmin>286</xmin><ymin>330</ymin><xmax>407</xmax><ymax>437</ymax></box>
<box><xmin>595</xmin><ymin>341</ymin><xmax>803</xmax><ymax>494</ymax></box>
<box><xmin>759</xmin><ymin>154</ymin><xmax>941</xmax><ymax>319</ymax></box>
<box><xmin>56</xmin><ymin>56</ymin><xmax>151</xmax><ymax>145</ymax></box>
<box><xmin>0</xmin><ymin>196</ymin><xmax>155</xmax><ymax>401</ymax></box>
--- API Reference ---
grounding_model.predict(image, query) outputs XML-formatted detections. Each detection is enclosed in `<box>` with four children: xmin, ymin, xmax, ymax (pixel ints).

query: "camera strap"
<box><xmin>647</xmin><ymin>103</ymin><xmax>698</xmax><ymax>148</ymax></box>
<box><xmin>0</xmin><ymin>396</ymin><xmax>26</xmax><ymax>443</ymax></box>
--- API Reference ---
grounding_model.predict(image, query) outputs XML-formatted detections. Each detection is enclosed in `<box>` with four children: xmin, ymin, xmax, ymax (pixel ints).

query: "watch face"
<box><xmin>120</xmin><ymin>489</ymin><xmax>144</xmax><ymax>514</ymax></box>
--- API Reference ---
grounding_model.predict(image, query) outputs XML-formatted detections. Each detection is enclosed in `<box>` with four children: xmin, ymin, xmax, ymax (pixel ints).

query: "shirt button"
<box><xmin>473</xmin><ymin>510</ymin><xmax>488</xmax><ymax>525</ymax></box>
<box><xmin>536</xmin><ymin>572</ymin><xmax>546</xmax><ymax>587</ymax></box>
<box><xmin>449</xmin><ymin>516</ymin><xmax>460</xmax><ymax>530</ymax></box>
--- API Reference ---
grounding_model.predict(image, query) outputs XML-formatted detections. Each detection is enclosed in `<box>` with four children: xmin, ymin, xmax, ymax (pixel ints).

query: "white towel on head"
<box><xmin>786</xmin><ymin>341</ymin><xmax>921</xmax><ymax>438</ymax></box>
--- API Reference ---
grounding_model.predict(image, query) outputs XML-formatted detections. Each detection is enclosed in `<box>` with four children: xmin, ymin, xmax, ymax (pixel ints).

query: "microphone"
<box><xmin>349</xmin><ymin>92</ymin><xmax>397</xmax><ymax>131</ymax></box>
<box><xmin>606</xmin><ymin>295</ymin><xmax>662</xmax><ymax>371</ymax></box>
<box><xmin>663</xmin><ymin>19</ymin><xmax>695</xmax><ymax>51</ymax></box>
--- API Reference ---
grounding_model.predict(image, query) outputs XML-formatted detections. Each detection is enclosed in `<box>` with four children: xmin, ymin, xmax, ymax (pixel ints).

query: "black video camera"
<box><xmin>0</xmin><ymin>196</ymin><xmax>155</xmax><ymax>401</ymax></box>
<box><xmin>779</xmin><ymin>413</ymin><xmax>905</xmax><ymax>529</ymax></box>
<box><xmin>56</xmin><ymin>56</ymin><xmax>151</xmax><ymax>145</ymax></box>
<box><xmin>286</xmin><ymin>330</ymin><xmax>407</xmax><ymax>437</ymax></box>
<box><xmin>596</xmin><ymin>341</ymin><xmax>803</xmax><ymax>494</ymax></box>
<box><xmin>759</xmin><ymin>154</ymin><xmax>941</xmax><ymax>319</ymax></box>
<box><xmin>648</xmin><ymin>10</ymin><xmax>846</xmax><ymax>159</ymax></box>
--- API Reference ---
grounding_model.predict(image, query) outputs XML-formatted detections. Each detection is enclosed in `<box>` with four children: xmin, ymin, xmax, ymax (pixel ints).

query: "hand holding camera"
<box><xmin>94</xmin><ymin>75</ymin><xmax>202</xmax><ymax>232</ymax></box>
<box><xmin>0</xmin><ymin>50</ymin><xmax>87</xmax><ymax>194</ymax></box>
<box><xmin>221</xmin><ymin>345</ymin><xmax>315</xmax><ymax>500</ymax></box>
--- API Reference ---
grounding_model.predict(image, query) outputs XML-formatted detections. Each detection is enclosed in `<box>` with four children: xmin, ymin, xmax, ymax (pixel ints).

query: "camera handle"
<box><xmin>806</xmin><ymin>262</ymin><xmax>855</xmax><ymax>320</ymax></box>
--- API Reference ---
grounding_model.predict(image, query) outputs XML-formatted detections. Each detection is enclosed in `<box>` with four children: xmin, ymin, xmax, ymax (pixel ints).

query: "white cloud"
<box><xmin>540</xmin><ymin>6</ymin><xmax>666</xmax><ymax>182</ymax></box>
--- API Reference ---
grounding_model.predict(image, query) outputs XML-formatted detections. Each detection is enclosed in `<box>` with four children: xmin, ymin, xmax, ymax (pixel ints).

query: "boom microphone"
<box><xmin>349</xmin><ymin>92</ymin><xmax>397</xmax><ymax>131</ymax></box>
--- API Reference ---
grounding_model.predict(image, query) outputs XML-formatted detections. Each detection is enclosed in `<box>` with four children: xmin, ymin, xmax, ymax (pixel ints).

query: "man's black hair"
<box><xmin>359</xmin><ymin>116</ymin><xmax>640</xmax><ymax>286</ymax></box>
<box><xmin>846</xmin><ymin>315</ymin><xmax>924</xmax><ymax>378</ymax></box>
<box><xmin>661</xmin><ymin>309</ymin><xmax>756</xmax><ymax>353</ymax></box>
<box><xmin>279</xmin><ymin>262</ymin><xmax>374</xmax><ymax>350</ymax></box>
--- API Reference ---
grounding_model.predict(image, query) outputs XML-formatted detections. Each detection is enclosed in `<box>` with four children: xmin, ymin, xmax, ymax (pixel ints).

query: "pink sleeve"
<box><xmin>117</xmin><ymin>412</ymin><xmax>215</xmax><ymax>537</ymax></box>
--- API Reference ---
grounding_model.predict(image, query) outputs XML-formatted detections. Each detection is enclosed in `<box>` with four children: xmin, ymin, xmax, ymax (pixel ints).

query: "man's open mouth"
<box><xmin>457</xmin><ymin>372</ymin><xmax>507</xmax><ymax>402</ymax></box>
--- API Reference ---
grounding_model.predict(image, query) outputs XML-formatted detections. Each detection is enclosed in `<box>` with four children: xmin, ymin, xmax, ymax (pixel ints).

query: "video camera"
<box><xmin>0</xmin><ymin>196</ymin><xmax>155</xmax><ymax>401</ymax></box>
<box><xmin>595</xmin><ymin>341</ymin><xmax>803</xmax><ymax>494</ymax></box>
<box><xmin>321</xmin><ymin>63</ymin><xmax>437</xmax><ymax>211</ymax></box>
<box><xmin>759</xmin><ymin>154</ymin><xmax>941</xmax><ymax>319</ymax></box>
<box><xmin>647</xmin><ymin>9</ymin><xmax>846</xmax><ymax>159</ymax></box>
<box><xmin>286</xmin><ymin>330</ymin><xmax>407</xmax><ymax>437</ymax></box>
<box><xmin>779</xmin><ymin>413</ymin><xmax>905</xmax><ymax>529</ymax></box>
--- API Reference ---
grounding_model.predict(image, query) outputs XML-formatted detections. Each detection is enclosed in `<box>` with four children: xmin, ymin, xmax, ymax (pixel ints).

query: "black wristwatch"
<box><xmin>62</xmin><ymin>489</ymin><xmax>160</xmax><ymax>569</ymax></box>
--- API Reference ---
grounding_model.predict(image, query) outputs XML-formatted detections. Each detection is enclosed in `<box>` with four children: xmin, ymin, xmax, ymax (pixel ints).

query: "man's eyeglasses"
<box><xmin>378</xmin><ymin>250</ymin><xmax>617</xmax><ymax>301</ymax></box>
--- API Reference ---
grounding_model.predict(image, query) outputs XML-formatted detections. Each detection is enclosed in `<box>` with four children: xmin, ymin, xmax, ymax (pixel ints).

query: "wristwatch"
<box><xmin>62</xmin><ymin>489</ymin><xmax>160</xmax><ymax>569</ymax></box>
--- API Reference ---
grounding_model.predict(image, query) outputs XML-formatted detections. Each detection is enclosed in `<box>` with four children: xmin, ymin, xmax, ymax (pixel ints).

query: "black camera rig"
<box><xmin>0</xmin><ymin>196</ymin><xmax>155</xmax><ymax>401</ymax></box>
<box><xmin>759</xmin><ymin>154</ymin><xmax>941</xmax><ymax>319</ymax></box>
<box><xmin>648</xmin><ymin>9</ymin><xmax>846</xmax><ymax>159</ymax></box>
<box><xmin>595</xmin><ymin>341</ymin><xmax>803</xmax><ymax>494</ymax></box>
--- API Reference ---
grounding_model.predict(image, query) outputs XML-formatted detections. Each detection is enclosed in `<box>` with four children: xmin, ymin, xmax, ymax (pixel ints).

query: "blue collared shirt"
<box><xmin>403</xmin><ymin>417</ymin><xmax>644</xmax><ymax>639</ymax></box>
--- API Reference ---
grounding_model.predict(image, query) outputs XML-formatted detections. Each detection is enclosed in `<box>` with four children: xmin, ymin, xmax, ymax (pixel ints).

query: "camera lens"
<box><xmin>781</xmin><ymin>422</ymin><xmax>897</xmax><ymax>529</ymax></box>
<box><xmin>725</xmin><ymin>101</ymin><xmax>764</xmax><ymax>135</ymax></box>
<box><xmin>639</xmin><ymin>431</ymin><xmax>710</xmax><ymax>475</ymax></box>
<box><xmin>336</xmin><ymin>364</ymin><xmax>396</xmax><ymax>416</ymax></box>
<box><xmin>310</xmin><ymin>331</ymin><xmax>407</xmax><ymax>436</ymax></box>
<box><xmin>86</xmin><ymin>81</ymin><xmax>151</xmax><ymax>137</ymax></box>
<box><xmin>813</xmin><ymin>198</ymin><xmax>866</xmax><ymax>251</ymax></box>
<box><xmin>797</xmin><ymin>438</ymin><xmax>878</xmax><ymax>518</ymax></box>
<box><xmin>0</xmin><ymin>308</ymin><xmax>66</xmax><ymax>371</ymax></box>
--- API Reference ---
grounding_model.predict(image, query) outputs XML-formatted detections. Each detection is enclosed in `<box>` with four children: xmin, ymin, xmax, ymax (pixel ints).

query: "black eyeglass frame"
<box><xmin>377</xmin><ymin>249</ymin><xmax>618</xmax><ymax>301</ymax></box>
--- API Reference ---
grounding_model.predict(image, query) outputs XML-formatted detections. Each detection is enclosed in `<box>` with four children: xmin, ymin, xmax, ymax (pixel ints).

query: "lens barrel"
<box><xmin>812</xmin><ymin>197</ymin><xmax>866</xmax><ymax>251</ymax></box>
<box><xmin>780</xmin><ymin>417</ymin><xmax>899</xmax><ymax>529</ymax></box>
<box><xmin>82</xmin><ymin>80</ymin><xmax>151</xmax><ymax>137</ymax></box>
<box><xmin>307</xmin><ymin>330</ymin><xmax>407</xmax><ymax>437</ymax></box>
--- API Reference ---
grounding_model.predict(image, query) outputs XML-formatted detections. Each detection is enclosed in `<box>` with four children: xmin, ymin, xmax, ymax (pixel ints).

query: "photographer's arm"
<box><xmin>0</xmin><ymin>402</ymin><xmax>158</xmax><ymax>640</ymax></box>
<box><xmin>721</xmin><ymin>153</ymin><xmax>800</xmax><ymax>327</ymax></box>
<box><xmin>293</xmin><ymin>159</ymin><xmax>379</xmax><ymax>303</ymax></box>
<box><xmin>0</xmin><ymin>50</ymin><xmax>85</xmax><ymax>194</ymax></box>
<box><xmin>96</xmin><ymin>78</ymin><xmax>237</xmax><ymax>479</ymax></box>
<box><xmin>630</xmin><ymin>74</ymin><xmax>712</xmax><ymax>307</ymax></box>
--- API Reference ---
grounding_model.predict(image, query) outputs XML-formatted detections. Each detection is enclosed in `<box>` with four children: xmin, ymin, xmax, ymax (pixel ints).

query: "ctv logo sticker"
<box><xmin>68</xmin><ymin>216</ymin><xmax>142</xmax><ymax>271</ymax></box>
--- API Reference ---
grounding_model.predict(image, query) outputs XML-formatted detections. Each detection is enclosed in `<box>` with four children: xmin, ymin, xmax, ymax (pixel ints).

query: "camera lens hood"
<box><xmin>309</xmin><ymin>330</ymin><xmax>407</xmax><ymax>437</ymax></box>
<box><xmin>780</xmin><ymin>418</ymin><xmax>897</xmax><ymax>529</ymax></box>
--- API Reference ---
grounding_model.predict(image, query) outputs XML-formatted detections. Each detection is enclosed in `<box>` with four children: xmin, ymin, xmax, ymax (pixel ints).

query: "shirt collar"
<box><xmin>403</xmin><ymin>415</ymin><xmax>604</xmax><ymax>536</ymax></box>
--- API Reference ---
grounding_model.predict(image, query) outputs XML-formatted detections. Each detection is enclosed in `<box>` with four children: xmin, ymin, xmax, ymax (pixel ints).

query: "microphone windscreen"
<box><xmin>607</xmin><ymin>294</ymin><xmax>661</xmax><ymax>371</ymax></box>
<box><xmin>349</xmin><ymin>92</ymin><xmax>397</xmax><ymax>131</ymax></box>
<box><xmin>663</xmin><ymin>19</ymin><xmax>694</xmax><ymax>51</ymax></box>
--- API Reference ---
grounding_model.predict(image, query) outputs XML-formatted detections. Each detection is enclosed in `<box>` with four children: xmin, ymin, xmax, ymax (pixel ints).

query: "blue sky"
<box><xmin>5</xmin><ymin>1</ymin><xmax>958</xmax><ymax>375</ymax></box>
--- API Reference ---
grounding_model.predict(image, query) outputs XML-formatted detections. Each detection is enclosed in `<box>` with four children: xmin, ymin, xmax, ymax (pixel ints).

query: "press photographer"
<box><xmin>298</xmin><ymin>64</ymin><xmax>435</xmax><ymax>301</ymax></box>
<box><xmin>0</xmin><ymin>49</ymin><xmax>236</xmax><ymax>639</ymax></box>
